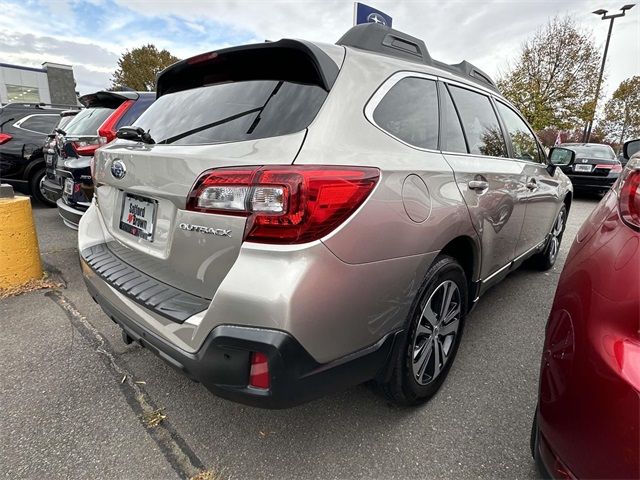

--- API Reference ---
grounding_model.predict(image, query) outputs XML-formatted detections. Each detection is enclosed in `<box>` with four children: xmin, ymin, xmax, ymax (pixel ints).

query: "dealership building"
<box><xmin>0</xmin><ymin>62</ymin><xmax>78</xmax><ymax>107</ymax></box>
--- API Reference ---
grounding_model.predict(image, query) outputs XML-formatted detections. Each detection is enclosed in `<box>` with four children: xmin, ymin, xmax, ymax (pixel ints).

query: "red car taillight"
<box><xmin>248</xmin><ymin>352</ymin><xmax>270</xmax><ymax>390</ymax></box>
<box><xmin>98</xmin><ymin>100</ymin><xmax>134</xmax><ymax>143</ymax></box>
<box><xmin>0</xmin><ymin>133</ymin><xmax>12</xmax><ymax>145</ymax></box>
<box><xmin>72</xmin><ymin>140</ymin><xmax>104</xmax><ymax>156</ymax></box>
<box><xmin>595</xmin><ymin>163</ymin><xmax>623</xmax><ymax>173</ymax></box>
<box><xmin>618</xmin><ymin>169</ymin><xmax>640</xmax><ymax>230</ymax></box>
<box><xmin>187</xmin><ymin>166</ymin><xmax>380</xmax><ymax>244</ymax></box>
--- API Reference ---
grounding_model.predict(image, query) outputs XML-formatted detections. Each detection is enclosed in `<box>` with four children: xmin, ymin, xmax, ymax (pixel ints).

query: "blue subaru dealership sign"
<box><xmin>354</xmin><ymin>2</ymin><xmax>393</xmax><ymax>27</ymax></box>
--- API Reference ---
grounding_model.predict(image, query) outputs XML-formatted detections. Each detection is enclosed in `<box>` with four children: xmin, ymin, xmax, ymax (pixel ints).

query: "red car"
<box><xmin>532</xmin><ymin>139</ymin><xmax>640</xmax><ymax>479</ymax></box>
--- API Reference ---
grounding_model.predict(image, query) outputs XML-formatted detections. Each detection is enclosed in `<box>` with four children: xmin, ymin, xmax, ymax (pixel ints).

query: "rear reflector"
<box><xmin>249</xmin><ymin>352</ymin><xmax>270</xmax><ymax>390</ymax></box>
<box><xmin>0</xmin><ymin>133</ymin><xmax>12</xmax><ymax>145</ymax></box>
<box><xmin>187</xmin><ymin>166</ymin><xmax>380</xmax><ymax>244</ymax></box>
<box><xmin>618</xmin><ymin>169</ymin><xmax>640</xmax><ymax>230</ymax></box>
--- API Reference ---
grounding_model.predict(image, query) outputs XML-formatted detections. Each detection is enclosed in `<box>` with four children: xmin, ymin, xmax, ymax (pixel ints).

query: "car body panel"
<box><xmin>537</xmin><ymin>160</ymin><xmax>640</xmax><ymax>478</ymax></box>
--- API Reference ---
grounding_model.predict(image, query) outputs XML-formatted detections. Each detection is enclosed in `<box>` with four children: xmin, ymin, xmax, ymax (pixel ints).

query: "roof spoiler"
<box><xmin>337</xmin><ymin>23</ymin><xmax>498</xmax><ymax>92</ymax></box>
<box><xmin>156</xmin><ymin>39</ymin><xmax>340</xmax><ymax>97</ymax></box>
<box><xmin>79</xmin><ymin>90</ymin><xmax>142</xmax><ymax>108</ymax></box>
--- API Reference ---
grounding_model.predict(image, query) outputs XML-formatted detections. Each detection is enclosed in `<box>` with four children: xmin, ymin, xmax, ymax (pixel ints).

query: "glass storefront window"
<box><xmin>6</xmin><ymin>84</ymin><xmax>41</xmax><ymax>103</ymax></box>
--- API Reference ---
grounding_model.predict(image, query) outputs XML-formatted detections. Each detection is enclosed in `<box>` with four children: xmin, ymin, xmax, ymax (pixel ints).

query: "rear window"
<box><xmin>65</xmin><ymin>107</ymin><xmax>114</xmax><ymax>136</ymax></box>
<box><xmin>17</xmin><ymin>114</ymin><xmax>60</xmax><ymax>134</ymax></box>
<box><xmin>566</xmin><ymin>145</ymin><xmax>615</xmax><ymax>160</ymax></box>
<box><xmin>132</xmin><ymin>80</ymin><xmax>327</xmax><ymax>145</ymax></box>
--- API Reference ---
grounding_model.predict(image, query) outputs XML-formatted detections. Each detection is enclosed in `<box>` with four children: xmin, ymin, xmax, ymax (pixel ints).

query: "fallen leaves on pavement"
<box><xmin>141</xmin><ymin>409</ymin><xmax>166</xmax><ymax>428</ymax></box>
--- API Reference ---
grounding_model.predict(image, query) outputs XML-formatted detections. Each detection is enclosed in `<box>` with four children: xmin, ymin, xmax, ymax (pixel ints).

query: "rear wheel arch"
<box><xmin>24</xmin><ymin>156</ymin><xmax>45</xmax><ymax>182</ymax></box>
<box><xmin>438</xmin><ymin>236</ymin><xmax>479</xmax><ymax>311</ymax></box>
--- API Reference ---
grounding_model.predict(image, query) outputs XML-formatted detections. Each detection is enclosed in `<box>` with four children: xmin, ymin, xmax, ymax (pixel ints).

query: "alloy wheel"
<box><xmin>411</xmin><ymin>280</ymin><xmax>462</xmax><ymax>386</ymax></box>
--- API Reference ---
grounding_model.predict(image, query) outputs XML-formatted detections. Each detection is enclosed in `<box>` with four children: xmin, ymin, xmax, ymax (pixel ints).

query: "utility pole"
<box><xmin>583</xmin><ymin>4</ymin><xmax>635</xmax><ymax>143</ymax></box>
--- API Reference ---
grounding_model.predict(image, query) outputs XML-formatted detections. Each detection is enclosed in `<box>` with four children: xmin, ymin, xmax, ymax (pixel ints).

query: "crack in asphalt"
<box><xmin>45</xmin><ymin>289</ymin><xmax>207</xmax><ymax>480</ymax></box>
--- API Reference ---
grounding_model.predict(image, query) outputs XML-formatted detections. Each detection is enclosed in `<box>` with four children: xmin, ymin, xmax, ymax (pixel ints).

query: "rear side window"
<box><xmin>116</xmin><ymin>96</ymin><xmax>155</xmax><ymax>130</ymax></box>
<box><xmin>133</xmin><ymin>81</ymin><xmax>327</xmax><ymax>145</ymax></box>
<box><xmin>65</xmin><ymin>107</ymin><xmax>115</xmax><ymax>136</ymax></box>
<box><xmin>449</xmin><ymin>85</ymin><xmax>507</xmax><ymax>158</ymax></box>
<box><xmin>17</xmin><ymin>114</ymin><xmax>59</xmax><ymax>134</ymax></box>
<box><xmin>496</xmin><ymin>102</ymin><xmax>542</xmax><ymax>163</ymax></box>
<box><xmin>439</xmin><ymin>85</ymin><xmax>467</xmax><ymax>154</ymax></box>
<box><xmin>372</xmin><ymin>77</ymin><xmax>438</xmax><ymax>150</ymax></box>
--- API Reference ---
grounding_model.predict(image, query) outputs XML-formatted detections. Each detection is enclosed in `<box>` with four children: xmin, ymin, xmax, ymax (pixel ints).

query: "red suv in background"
<box><xmin>532</xmin><ymin>139</ymin><xmax>640</xmax><ymax>479</ymax></box>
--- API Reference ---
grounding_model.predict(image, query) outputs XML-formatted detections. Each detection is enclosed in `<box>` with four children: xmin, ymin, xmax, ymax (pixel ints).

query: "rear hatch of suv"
<box><xmin>90</xmin><ymin>40</ymin><xmax>344</xmax><ymax>302</ymax></box>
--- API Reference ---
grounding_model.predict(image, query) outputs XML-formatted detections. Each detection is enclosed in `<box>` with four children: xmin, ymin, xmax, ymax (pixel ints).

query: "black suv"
<box><xmin>0</xmin><ymin>103</ymin><xmax>77</xmax><ymax>205</ymax></box>
<box><xmin>45</xmin><ymin>90</ymin><xmax>155</xmax><ymax>228</ymax></box>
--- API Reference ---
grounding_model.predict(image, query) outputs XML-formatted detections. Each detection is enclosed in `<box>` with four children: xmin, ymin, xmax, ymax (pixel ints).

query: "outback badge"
<box><xmin>179</xmin><ymin>223</ymin><xmax>232</xmax><ymax>237</ymax></box>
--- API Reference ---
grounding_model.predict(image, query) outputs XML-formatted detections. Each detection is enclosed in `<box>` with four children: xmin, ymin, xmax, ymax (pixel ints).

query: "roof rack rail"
<box><xmin>336</xmin><ymin>23</ymin><xmax>498</xmax><ymax>92</ymax></box>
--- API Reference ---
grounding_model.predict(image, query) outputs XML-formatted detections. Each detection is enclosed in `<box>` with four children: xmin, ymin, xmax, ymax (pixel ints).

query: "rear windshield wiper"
<box><xmin>54</xmin><ymin>128</ymin><xmax>66</xmax><ymax>136</ymax></box>
<box><xmin>116</xmin><ymin>126</ymin><xmax>155</xmax><ymax>144</ymax></box>
<box><xmin>157</xmin><ymin>107</ymin><xmax>263</xmax><ymax>145</ymax></box>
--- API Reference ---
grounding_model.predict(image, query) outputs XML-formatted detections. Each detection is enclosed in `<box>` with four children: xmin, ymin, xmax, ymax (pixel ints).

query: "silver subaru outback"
<box><xmin>79</xmin><ymin>24</ymin><xmax>571</xmax><ymax>408</ymax></box>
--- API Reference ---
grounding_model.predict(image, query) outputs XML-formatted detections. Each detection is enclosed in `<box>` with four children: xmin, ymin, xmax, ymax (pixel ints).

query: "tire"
<box><xmin>379</xmin><ymin>255</ymin><xmax>467</xmax><ymax>406</ymax></box>
<box><xmin>528</xmin><ymin>204</ymin><xmax>567</xmax><ymax>271</ymax></box>
<box><xmin>29</xmin><ymin>167</ymin><xmax>56</xmax><ymax>207</ymax></box>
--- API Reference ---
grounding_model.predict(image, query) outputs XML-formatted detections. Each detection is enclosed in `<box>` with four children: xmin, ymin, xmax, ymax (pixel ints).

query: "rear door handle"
<box><xmin>468</xmin><ymin>180</ymin><xmax>489</xmax><ymax>191</ymax></box>
<box><xmin>526</xmin><ymin>178</ymin><xmax>538</xmax><ymax>191</ymax></box>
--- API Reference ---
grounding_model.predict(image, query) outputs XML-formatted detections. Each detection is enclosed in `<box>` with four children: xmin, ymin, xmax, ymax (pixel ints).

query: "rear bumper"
<box><xmin>566</xmin><ymin>174</ymin><xmax>618</xmax><ymax>191</ymax></box>
<box><xmin>42</xmin><ymin>178</ymin><xmax>63</xmax><ymax>203</ymax></box>
<box><xmin>82</xmin><ymin>261</ymin><xmax>399</xmax><ymax>408</ymax></box>
<box><xmin>57</xmin><ymin>198</ymin><xmax>84</xmax><ymax>229</ymax></box>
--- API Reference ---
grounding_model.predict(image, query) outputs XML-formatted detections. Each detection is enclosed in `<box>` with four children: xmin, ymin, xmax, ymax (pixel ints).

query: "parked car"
<box><xmin>553</xmin><ymin>142</ymin><xmax>622</xmax><ymax>195</ymax></box>
<box><xmin>531</xmin><ymin>138</ymin><xmax>640</xmax><ymax>479</ymax></box>
<box><xmin>41</xmin><ymin>110</ymin><xmax>79</xmax><ymax>204</ymax></box>
<box><xmin>46</xmin><ymin>90</ymin><xmax>155</xmax><ymax>228</ymax></box>
<box><xmin>0</xmin><ymin>103</ymin><xmax>76</xmax><ymax>205</ymax></box>
<box><xmin>79</xmin><ymin>23</ymin><xmax>572</xmax><ymax>408</ymax></box>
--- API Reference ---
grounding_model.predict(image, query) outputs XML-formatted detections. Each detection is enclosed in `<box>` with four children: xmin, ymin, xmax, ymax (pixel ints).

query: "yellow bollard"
<box><xmin>0</xmin><ymin>195</ymin><xmax>43</xmax><ymax>288</ymax></box>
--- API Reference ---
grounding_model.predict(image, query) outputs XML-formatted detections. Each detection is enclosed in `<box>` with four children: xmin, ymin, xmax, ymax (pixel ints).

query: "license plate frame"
<box><xmin>574</xmin><ymin>164</ymin><xmax>592</xmax><ymax>173</ymax></box>
<box><xmin>119</xmin><ymin>193</ymin><xmax>158</xmax><ymax>242</ymax></box>
<box><xmin>64</xmin><ymin>178</ymin><xmax>74</xmax><ymax>195</ymax></box>
<box><xmin>45</xmin><ymin>153</ymin><xmax>53</xmax><ymax>166</ymax></box>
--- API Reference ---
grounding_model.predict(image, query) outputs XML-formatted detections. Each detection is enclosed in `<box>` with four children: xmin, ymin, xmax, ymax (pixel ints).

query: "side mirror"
<box><xmin>623</xmin><ymin>139</ymin><xmax>640</xmax><ymax>161</ymax></box>
<box><xmin>548</xmin><ymin>147</ymin><xmax>575</xmax><ymax>166</ymax></box>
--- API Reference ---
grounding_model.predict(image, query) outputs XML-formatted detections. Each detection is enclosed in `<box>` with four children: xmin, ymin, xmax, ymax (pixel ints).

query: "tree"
<box><xmin>497</xmin><ymin>17</ymin><xmax>601</xmax><ymax>131</ymax></box>
<box><xmin>111</xmin><ymin>45</ymin><xmax>179</xmax><ymax>91</ymax></box>
<box><xmin>599</xmin><ymin>76</ymin><xmax>640</xmax><ymax>145</ymax></box>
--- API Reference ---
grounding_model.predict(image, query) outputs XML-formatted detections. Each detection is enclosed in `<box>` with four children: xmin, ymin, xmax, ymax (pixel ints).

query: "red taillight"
<box><xmin>596</xmin><ymin>163</ymin><xmax>623</xmax><ymax>173</ymax></box>
<box><xmin>98</xmin><ymin>100</ymin><xmax>134</xmax><ymax>143</ymax></box>
<box><xmin>618</xmin><ymin>169</ymin><xmax>640</xmax><ymax>230</ymax></box>
<box><xmin>0</xmin><ymin>133</ymin><xmax>12</xmax><ymax>145</ymax></box>
<box><xmin>187</xmin><ymin>166</ymin><xmax>380</xmax><ymax>244</ymax></box>
<box><xmin>72</xmin><ymin>141</ymin><xmax>102</xmax><ymax>156</ymax></box>
<box><xmin>249</xmin><ymin>352</ymin><xmax>270</xmax><ymax>390</ymax></box>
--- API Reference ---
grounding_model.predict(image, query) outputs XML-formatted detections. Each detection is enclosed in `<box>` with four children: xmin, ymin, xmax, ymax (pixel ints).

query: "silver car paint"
<box><xmin>80</xmin><ymin>42</ymin><xmax>571</xmax><ymax>364</ymax></box>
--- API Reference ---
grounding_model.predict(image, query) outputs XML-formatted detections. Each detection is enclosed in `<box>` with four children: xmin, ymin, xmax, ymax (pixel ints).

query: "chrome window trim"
<box><xmin>364</xmin><ymin>71</ymin><xmax>441</xmax><ymax>153</ymax></box>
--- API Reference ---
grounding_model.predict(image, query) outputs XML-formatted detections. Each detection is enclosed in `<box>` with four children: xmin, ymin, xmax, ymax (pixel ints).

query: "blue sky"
<box><xmin>2</xmin><ymin>0</ymin><xmax>638</xmax><ymax>97</ymax></box>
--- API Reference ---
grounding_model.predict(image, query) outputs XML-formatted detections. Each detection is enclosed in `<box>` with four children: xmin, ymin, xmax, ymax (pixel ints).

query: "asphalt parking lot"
<box><xmin>1</xmin><ymin>194</ymin><xmax>601</xmax><ymax>480</ymax></box>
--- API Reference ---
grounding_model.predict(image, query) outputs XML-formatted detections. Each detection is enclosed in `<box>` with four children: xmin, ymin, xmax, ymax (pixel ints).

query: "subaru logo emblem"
<box><xmin>111</xmin><ymin>160</ymin><xmax>126</xmax><ymax>179</ymax></box>
<box><xmin>367</xmin><ymin>12</ymin><xmax>387</xmax><ymax>26</ymax></box>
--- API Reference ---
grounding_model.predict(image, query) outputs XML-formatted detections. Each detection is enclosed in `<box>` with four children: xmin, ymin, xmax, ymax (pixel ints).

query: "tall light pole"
<box><xmin>583</xmin><ymin>4</ymin><xmax>635</xmax><ymax>143</ymax></box>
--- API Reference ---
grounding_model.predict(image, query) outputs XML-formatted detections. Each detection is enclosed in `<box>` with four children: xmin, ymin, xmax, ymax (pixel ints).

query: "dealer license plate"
<box><xmin>64</xmin><ymin>178</ymin><xmax>74</xmax><ymax>195</ymax></box>
<box><xmin>119</xmin><ymin>193</ymin><xmax>157</xmax><ymax>241</ymax></box>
